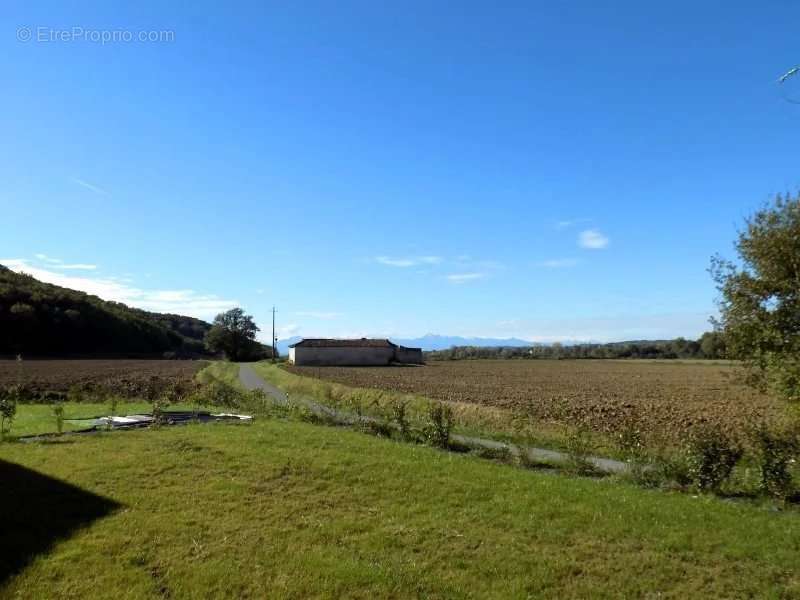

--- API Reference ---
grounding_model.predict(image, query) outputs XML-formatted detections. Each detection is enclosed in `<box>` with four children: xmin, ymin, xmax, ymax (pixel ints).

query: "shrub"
<box><xmin>109</xmin><ymin>396</ymin><xmax>119</xmax><ymax>417</ymax></box>
<box><xmin>151</xmin><ymin>396</ymin><xmax>167</xmax><ymax>427</ymax></box>
<box><xmin>241</xmin><ymin>389</ymin><xmax>285</xmax><ymax>417</ymax></box>
<box><xmin>52</xmin><ymin>402</ymin><xmax>65</xmax><ymax>435</ymax></box>
<box><xmin>685</xmin><ymin>425</ymin><xmax>743</xmax><ymax>493</ymax></box>
<box><xmin>196</xmin><ymin>381</ymin><xmax>242</xmax><ymax>409</ymax></box>
<box><xmin>564</xmin><ymin>427</ymin><xmax>596</xmax><ymax>475</ymax></box>
<box><xmin>423</xmin><ymin>402</ymin><xmax>453</xmax><ymax>449</ymax></box>
<box><xmin>751</xmin><ymin>423</ymin><xmax>798</xmax><ymax>499</ymax></box>
<box><xmin>391</xmin><ymin>400</ymin><xmax>411</xmax><ymax>440</ymax></box>
<box><xmin>361</xmin><ymin>418</ymin><xmax>394</xmax><ymax>438</ymax></box>
<box><xmin>0</xmin><ymin>385</ymin><xmax>20</xmax><ymax>440</ymax></box>
<box><xmin>615</xmin><ymin>417</ymin><xmax>645</xmax><ymax>462</ymax></box>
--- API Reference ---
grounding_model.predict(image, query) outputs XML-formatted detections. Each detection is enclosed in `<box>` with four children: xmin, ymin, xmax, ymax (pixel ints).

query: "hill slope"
<box><xmin>0</xmin><ymin>264</ymin><xmax>211</xmax><ymax>357</ymax></box>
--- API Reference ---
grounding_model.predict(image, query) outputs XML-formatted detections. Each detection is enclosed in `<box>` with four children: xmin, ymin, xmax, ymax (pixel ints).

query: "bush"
<box><xmin>751</xmin><ymin>423</ymin><xmax>798</xmax><ymax>499</ymax></box>
<box><xmin>194</xmin><ymin>381</ymin><xmax>242</xmax><ymax>409</ymax></box>
<box><xmin>564</xmin><ymin>427</ymin><xmax>596</xmax><ymax>475</ymax></box>
<box><xmin>686</xmin><ymin>425</ymin><xmax>743</xmax><ymax>493</ymax></box>
<box><xmin>423</xmin><ymin>402</ymin><xmax>453</xmax><ymax>449</ymax></box>
<box><xmin>151</xmin><ymin>396</ymin><xmax>167</xmax><ymax>427</ymax></box>
<box><xmin>361</xmin><ymin>419</ymin><xmax>394</xmax><ymax>438</ymax></box>
<box><xmin>391</xmin><ymin>400</ymin><xmax>411</xmax><ymax>440</ymax></box>
<box><xmin>52</xmin><ymin>402</ymin><xmax>65</xmax><ymax>435</ymax></box>
<box><xmin>615</xmin><ymin>417</ymin><xmax>645</xmax><ymax>462</ymax></box>
<box><xmin>0</xmin><ymin>385</ymin><xmax>20</xmax><ymax>440</ymax></box>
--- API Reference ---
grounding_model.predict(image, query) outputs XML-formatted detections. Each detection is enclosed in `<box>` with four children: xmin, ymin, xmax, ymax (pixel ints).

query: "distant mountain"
<box><xmin>0</xmin><ymin>264</ymin><xmax>212</xmax><ymax>357</ymax></box>
<box><xmin>277</xmin><ymin>334</ymin><xmax>537</xmax><ymax>354</ymax></box>
<box><xmin>392</xmin><ymin>334</ymin><xmax>537</xmax><ymax>351</ymax></box>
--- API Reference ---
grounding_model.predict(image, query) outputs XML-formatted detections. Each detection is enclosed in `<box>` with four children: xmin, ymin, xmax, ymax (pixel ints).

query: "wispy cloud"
<box><xmin>71</xmin><ymin>177</ymin><xmax>107</xmax><ymax>195</ymax></box>
<box><xmin>293</xmin><ymin>311</ymin><xmax>343</xmax><ymax>320</ymax></box>
<box><xmin>375</xmin><ymin>256</ymin><xmax>416</xmax><ymax>267</ymax></box>
<box><xmin>578</xmin><ymin>229</ymin><xmax>609</xmax><ymax>249</ymax></box>
<box><xmin>446</xmin><ymin>272</ymin><xmax>487</xmax><ymax>284</ymax></box>
<box><xmin>35</xmin><ymin>253</ymin><xmax>62</xmax><ymax>264</ymax></box>
<box><xmin>32</xmin><ymin>254</ymin><xmax>96</xmax><ymax>270</ymax></box>
<box><xmin>537</xmin><ymin>258</ymin><xmax>579</xmax><ymax>269</ymax></box>
<box><xmin>1</xmin><ymin>258</ymin><xmax>236</xmax><ymax>320</ymax></box>
<box><xmin>555</xmin><ymin>218</ymin><xmax>589</xmax><ymax>230</ymax></box>
<box><xmin>375</xmin><ymin>255</ymin><xmax>442</xmax><ymax>268</ymax></box>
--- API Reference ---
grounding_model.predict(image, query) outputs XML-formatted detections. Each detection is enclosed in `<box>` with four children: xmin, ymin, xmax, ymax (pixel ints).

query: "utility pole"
<box><xmin>272</xmin><ymin>306</ymin><xmax>277</xmax><ymax>363</ymax></box>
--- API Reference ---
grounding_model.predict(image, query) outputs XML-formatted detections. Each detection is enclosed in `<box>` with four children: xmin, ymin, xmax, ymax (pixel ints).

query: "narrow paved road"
<box><xmin>236</xmin><ymin>364</ymin><xmax>630</xmax><ymax>475</ymax></box>
<box><xmin>238</xmin><ymin>364</ymin><xmax>288</xmax><ymax>405</ymax></box>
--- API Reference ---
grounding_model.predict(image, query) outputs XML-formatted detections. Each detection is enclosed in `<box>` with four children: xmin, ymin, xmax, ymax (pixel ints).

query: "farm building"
<box><xmin>288</xmin><ymin>338</ymin><xmax>424</xmax><ymax>366</ymax></box>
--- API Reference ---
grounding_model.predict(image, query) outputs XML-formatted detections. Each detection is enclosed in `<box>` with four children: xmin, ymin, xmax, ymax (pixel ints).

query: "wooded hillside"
<box><xmin>0</xmin><ymin>264</ymin><xmax>211</xmax><ymax>357</ymax></box>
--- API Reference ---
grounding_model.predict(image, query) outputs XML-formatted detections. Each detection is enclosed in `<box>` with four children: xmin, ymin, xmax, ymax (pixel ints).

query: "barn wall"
<box><xmin>292</xmin><ymin>346</ymin><xmax>395</xmax><ymax>366</ymax></box>
<box><xmin>395</xmin><ymin>347</ymin><xmax>424</xmax><ymax>364</ymax></box>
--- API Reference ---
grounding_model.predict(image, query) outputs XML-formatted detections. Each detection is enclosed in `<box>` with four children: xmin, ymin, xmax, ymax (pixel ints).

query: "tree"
<box><xmin>699</xmin><ymin>331</ymin><xmax>726</xmax><ymax>359</ymax></box>
<box><xmin>204</xmin><ymin>308</ymin><xmax>262</xmax><ymax>361</ymax></box>
<box><xmin>711</xmin><ymin>194</ymin><xmax>800</xmax><ymax>401</ymax></box>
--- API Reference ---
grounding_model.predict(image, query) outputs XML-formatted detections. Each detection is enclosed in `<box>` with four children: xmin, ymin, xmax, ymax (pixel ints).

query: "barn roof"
<box><xmin>289</xmin><ymin>338</ymin><xmax>398</xmax><ymax>349</ymax></box>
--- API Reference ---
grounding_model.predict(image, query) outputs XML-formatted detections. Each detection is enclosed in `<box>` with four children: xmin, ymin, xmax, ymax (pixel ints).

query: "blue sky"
<box><xmin>2</xmin><ymin>1</ymin><xmax>799</xmax><ymax>342</ymax></box>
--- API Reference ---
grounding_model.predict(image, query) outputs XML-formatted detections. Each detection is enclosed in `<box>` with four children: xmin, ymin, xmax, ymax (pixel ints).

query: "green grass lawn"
<box><xmin>2</xmin><ymin>417</ymin><xmax>800</xmax><ymax>598</ymax></box>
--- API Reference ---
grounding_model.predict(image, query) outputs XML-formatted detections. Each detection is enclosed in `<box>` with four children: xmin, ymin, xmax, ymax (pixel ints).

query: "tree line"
<box><xmin>426</xmin><ymin>332</ymin><xmax>726</xmax><ymax>361</ymax></box>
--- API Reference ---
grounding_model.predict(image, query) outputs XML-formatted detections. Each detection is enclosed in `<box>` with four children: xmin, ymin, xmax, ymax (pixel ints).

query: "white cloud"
<box><xmin>375</xmin><ymin>256</ymin><xmax>416</xmax><ymax>267</ymax></box>
<box><xmin>293</xmin><ymin>311</ymin><xmax>343</xmax><ymax>320</ymax></box>
<box><xmin>2</xmin><ymin>259</ymin><xmax>237</xmax><ymax>320</ymax></box>
<box><xmin>446</xmin><ymin>272</ymin><xmax>487</xmax><ymax>284</ymax></box>
<box><xmin>537</xmin><ymin>258</ymin><xmax>579</xmax><ymax>269</ymax></box>
<box><xmin>35</xmin><ymin>253</ymin><xmax>62</xmax><ymax>264</ymax></box>
<box><xmin>375</xmin><ymin>255</ymin><xmax>442</xmax><ymax>268</ymax></box>
<box><xmin>578</xmin><ymin>229</ymin><xmax>609</xmax><ymax>249</ymax></box>
<box><xmin>33</xmin><ymin>254</ymin><xmax>96</xmax><ymax>270</ymax></box>
<box><xmin>71</xmin><ymin>177</ymin><xmax>107</xmax><ymax>195</ymax></box>
<box><xmin>555</xmin><ymin>218</ymin><xmax>589</xmax><ymax>230</ymax></box>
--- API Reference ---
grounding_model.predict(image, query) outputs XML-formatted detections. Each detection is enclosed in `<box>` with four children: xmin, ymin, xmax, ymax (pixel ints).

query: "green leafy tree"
<box><xmin>205</xmin><ymin>308</ymin><xmax>262</xmax><ymax>361</ymax></box>
<box><xmin>711</xmin><ymin>194</ymin><xmax>800</xmax><ymax>401</ymax></box>
<box><xmin>699</xmin><ymin>331</ymin><xmax>726</xmax><ymax>359</ymax></box>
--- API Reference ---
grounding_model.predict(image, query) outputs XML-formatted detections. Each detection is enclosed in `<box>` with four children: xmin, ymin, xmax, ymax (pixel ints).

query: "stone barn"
<box><xmin>288</xmin><ymin>338</ymin><xmax>423</xmax><ymax>366</ymax></box>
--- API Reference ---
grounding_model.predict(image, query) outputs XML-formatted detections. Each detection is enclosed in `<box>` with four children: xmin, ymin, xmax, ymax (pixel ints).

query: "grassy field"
<box><xmin>3</xmin><ymin>416</ymin><xmax>800</xmax><ymax>598</ymax></box>
<box><xmin>285</xmin><ymin>360</ymin><xmax>791</xmax><ymax>450</ymax></box>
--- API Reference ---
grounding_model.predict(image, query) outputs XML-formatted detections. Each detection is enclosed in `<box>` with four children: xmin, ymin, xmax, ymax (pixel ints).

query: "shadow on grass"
<box><xmin>0</xmin><ymin>459</ymin><xmax>121</xmax><ymax>586</ymax></box>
